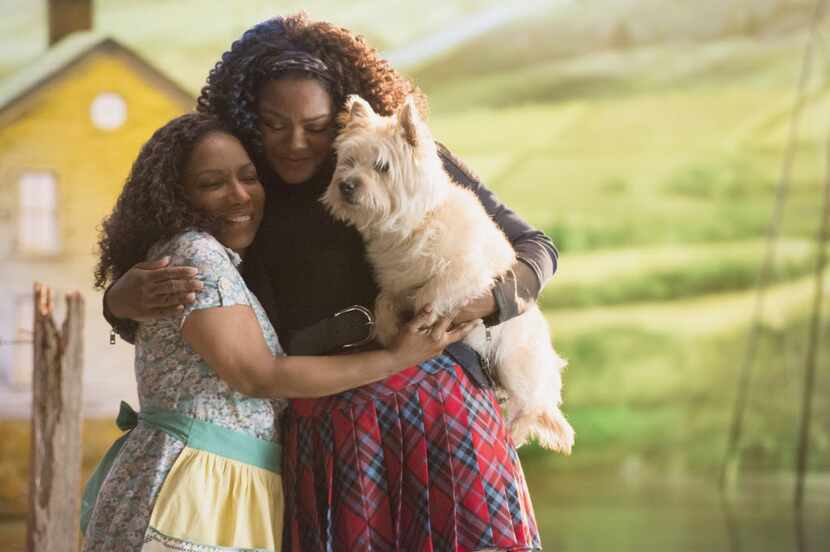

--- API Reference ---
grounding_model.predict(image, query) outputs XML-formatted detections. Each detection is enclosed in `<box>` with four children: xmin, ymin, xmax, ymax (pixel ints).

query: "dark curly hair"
<box><xmin>196</xmin><ymin>13</ymin><xmax>426</xmax><ymax>168</ymax></box>
<box><xmin>94</xmin><ymin>113</ymin><xmax>230</xmax><ymax>290</ymax></box>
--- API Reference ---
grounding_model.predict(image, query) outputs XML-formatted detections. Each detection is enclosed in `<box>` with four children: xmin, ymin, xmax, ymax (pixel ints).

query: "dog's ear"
<box><xmin>339</xmin><ymin>95</ymin><xmax>374</xmax><ymax>128</ymax></box>
<box><xmin>349</xmin><ymin>95</ymin><xmax>374</xmax><ymax>119</ymax></box>
<box><xmin>398</xmin><ymin>96</ymin><xmax>423</xmax><ymax>148</ymax></box>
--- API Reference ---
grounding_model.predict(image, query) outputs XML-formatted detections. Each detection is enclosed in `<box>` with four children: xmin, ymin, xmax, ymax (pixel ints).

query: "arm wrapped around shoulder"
<box><xmin>437</xmin><ymin>143</ymin><xmax>559</xmax><ymax>325</ymax></box>
<box><xmin>154</xmin><ymin>231</ymin><xmax>250</xmax><ymax>328</ymax></box>
<box><xmin>103</xmin><ymin>285</ymin><xmax>139</xmax><ymax>344</ymax></box>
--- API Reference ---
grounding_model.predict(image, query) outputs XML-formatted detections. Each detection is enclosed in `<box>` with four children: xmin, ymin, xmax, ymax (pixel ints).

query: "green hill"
<box><xmin>422</xmin><ymin>25</ymin><xmax>828</xmax><ymax>254</ymax></box>
<box><xmin>416</xmin><ymin>5</ymin><xmax>830</xmax><ymax>477</ymax></box>
<box><xmin>541</xmin><ymin>239</ymin><xmax>816</xmax><ymax>309</ymax></box>
<box><xmin>412</xmin><ymin>0</ymin><xmax>817</xmax><ymax>93</ymax></box>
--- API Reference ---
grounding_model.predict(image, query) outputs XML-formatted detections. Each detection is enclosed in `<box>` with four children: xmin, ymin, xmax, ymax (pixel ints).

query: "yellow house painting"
<box><xmin>0</xmin><ymin>31</ymin><xmax>194</xmax><ymax>417</ymax></box>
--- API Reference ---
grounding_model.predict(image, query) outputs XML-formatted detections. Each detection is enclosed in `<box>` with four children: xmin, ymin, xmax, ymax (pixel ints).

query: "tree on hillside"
<box><xmin>741</xmin><ymin>11</ymin><xmax>763</xmax><ymax>36</ymax></box>
<box><xmin>608</xmin><ymin>21</ymin><xmax>634</xmax><ymax>50</ymax></box>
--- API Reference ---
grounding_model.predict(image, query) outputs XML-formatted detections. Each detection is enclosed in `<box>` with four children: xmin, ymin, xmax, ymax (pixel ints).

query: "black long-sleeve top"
<box><xmin>242</xmin><ymin>145</ymin><xmax>558</xmax><ymax>344</ymax></box>
<box><xmin>106</xmin><ymin>146</ymin><xmax>558</xmax><ymax>350</ymax></box>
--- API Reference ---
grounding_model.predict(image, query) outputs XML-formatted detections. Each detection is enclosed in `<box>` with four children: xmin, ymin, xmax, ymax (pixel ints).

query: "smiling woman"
<box><xmin>87</xmin><ymin>112</ymin><xmax>290</xmax><ymax>551</ymax></box>
<box><xmin>182</xmin><ymin>132</ymin><xmax>264</xmax><ymax>255</ymax></box>
<box><xmin>99</xmin><ymin>13</ymin><xmax>560</xmax><ymax>552</ymax></box>
<box><xmin>85</xmin><ymin>110</ymin><xmax>473</xmax><ymax>551</ymax></box>
<box><xmin>93</xmin><ymin>114</ymin><xmax>230</xmax><ymax>294</ymax></box>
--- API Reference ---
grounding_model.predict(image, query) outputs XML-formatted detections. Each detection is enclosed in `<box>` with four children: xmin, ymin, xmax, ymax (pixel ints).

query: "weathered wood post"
<box><xmin>26</xmin><ymin>284</ymin><xmax>83</xmax><ymax>552</ymax></box>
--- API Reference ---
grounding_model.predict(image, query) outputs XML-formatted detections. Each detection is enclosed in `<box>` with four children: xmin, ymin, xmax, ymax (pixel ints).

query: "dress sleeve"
<box><xmin>153</xmin><ymin>231</ymin><xmax>250</xmax><ymax>326</ymax></box>
<box><xmin>437</xmin><ymin>143</ymin><xmax>559</xmax><ymax>325</ymax></box>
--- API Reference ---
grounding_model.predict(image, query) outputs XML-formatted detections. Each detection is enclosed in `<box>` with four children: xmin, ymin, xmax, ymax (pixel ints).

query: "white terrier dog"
<box><xmin>322</xmin><ymin>95</ymin><xmax>574</xmax><ymax>453</ymax></box>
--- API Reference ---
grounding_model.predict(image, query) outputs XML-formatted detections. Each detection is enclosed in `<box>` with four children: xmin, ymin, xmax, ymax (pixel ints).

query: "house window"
<box><xmin>90</xmin><ymin>92</ymin><xmax>127</xmax><ymax>130</ymax></box>
<box><xmin>17</xmin><ymin>172</ymin><xmax>60</xmax><ymax>255</ymax></box>
<box><xmin>0</xmin><ymin>292</ymin><xmax>33</xmax><ymax>388</ymax></box>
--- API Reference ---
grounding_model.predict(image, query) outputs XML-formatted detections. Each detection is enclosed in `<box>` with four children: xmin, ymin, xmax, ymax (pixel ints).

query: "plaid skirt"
<box><xmin>281</xmin><ymin>353</ymin><xmax>541</xmax><ymax>552</ymax></box>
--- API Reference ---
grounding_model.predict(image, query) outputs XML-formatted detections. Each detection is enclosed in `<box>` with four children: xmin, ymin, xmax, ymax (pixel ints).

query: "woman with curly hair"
<box><xmin>83</xmin><ymin>112</ymin><xmax>471</xmax><ymax>552</ymax></box>
<box><xmin>104</xmin><ymin>13</ymin><xmax>557</xmax><ymax>551</ymax></box>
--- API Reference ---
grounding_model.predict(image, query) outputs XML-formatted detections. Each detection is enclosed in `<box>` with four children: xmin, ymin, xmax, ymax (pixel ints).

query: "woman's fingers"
<box><xmin>403</xmin><ymin>306</ymin><xmax>476</xmax><ymax>346</ymax></box>
<box><xmin>149</xmin><ymin>265</ymin><xmax>199</xmax><ymax>281</ymax></box>
<box><xmin>134</xmin><ymin>256</ymin><xmax>172</xmax><ymax>271</ymax></box>
<box><xmin>453</xmin><ymin>293</ymin><xmax>495</xmax><ymax>325</ymax></box>
<box><xmin>406</xmin><ymin>304</ymin><xmax>434</xmax><ymax>332</ymax></box>
<box><xmin>429</xmin><ymin>315</ymin><xmax>454</xmax><ymax>341</ymax></box>
<box><xmin>146</xmin><ymin>278</ymin><xmax>203</xmax><ymax>300</ymax></box>
<box><xmin>146</xmin><ymin>292</ymin><xmax>197</xmax><ymax>310</ymax></box>
<box><xmin>141</xmin><ymin>264</ymin><xmax>203</xmax><ymax>309</ymax></box>
<box><xmin>447</xmin><ymin>320</ymin><xmax>479</xmax><ymax>342</ymax></box>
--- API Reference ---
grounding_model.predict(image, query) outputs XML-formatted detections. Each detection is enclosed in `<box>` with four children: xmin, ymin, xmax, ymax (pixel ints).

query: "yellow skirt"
<box><xmin>142</xmin><ymin>447</ymin><xmax>283</xmax><ymax>551</ymax></box>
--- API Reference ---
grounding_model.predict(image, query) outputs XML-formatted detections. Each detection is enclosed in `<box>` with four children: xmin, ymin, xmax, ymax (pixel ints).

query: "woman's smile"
<box><xmin>223</xmin><ymin>212</ymin><xmax>254</xmax><ymax>223</ymax></box>
<box><xmin>183</xmin><ymin>131</ymin><xmax>265</xmax><ymax>255</ymax></box>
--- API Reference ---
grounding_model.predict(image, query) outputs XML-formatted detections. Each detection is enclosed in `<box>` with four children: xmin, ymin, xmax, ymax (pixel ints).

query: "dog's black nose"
<box><xmin>339</xmin><ymin>178</ymin><xmax>358</xmax><ymax>198</ymax></box>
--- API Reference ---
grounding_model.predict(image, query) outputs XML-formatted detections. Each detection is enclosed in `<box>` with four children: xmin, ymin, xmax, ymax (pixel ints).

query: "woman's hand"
<box><xmin>106</xmin><ymin>257</ymin><xmax>203</xmax><ymax>321</ymax></box>
<box><xmin>389</xmin><ymin>307</ymin><xmax>479</xmax><ymax>367</ymax></box>
<box><xmin>452</xmin><ymin>292</ymin><xmax>496</xmax><ymax>325</ymax></box>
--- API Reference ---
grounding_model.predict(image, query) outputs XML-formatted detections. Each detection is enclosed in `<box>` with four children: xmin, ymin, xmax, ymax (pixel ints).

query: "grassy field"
<box><xmin>540</xmin><ymin>239</ymin><xmax>817</xmax><ymax>308</ymax></box>
<box><xmin>416</xmin><ymin>21</ymin><xmax>830</xmax><ymax>478</ymax></box>
<box><xmin>424</xmin><ymin>37</ymin><xmax>827</xmax><ymax>251</ymax></box>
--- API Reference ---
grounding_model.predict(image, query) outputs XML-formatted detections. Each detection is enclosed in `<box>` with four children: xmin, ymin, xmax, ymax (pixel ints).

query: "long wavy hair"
<box><xmin>95</xmin><ymin>113</ymin><xmax>229</xmax><ymax>289</ymax></box>
<box><xmin>196</xmin><ymin>13</ymin><xmax>427</xmax><ymax>170</ymax></box>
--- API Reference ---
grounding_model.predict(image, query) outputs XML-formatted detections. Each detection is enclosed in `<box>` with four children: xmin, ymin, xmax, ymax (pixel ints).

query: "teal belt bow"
<box><xmin>80</xmin><ymin>401</ymin><xmax>281</xmax><ymax>533</ymax></box>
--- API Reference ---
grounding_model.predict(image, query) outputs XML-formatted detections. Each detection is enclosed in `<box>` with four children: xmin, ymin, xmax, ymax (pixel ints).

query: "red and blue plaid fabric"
<box><xmin>281</xmin><ymin>353</ymin><xmax>541</xmax><ymax>552</ymax></box>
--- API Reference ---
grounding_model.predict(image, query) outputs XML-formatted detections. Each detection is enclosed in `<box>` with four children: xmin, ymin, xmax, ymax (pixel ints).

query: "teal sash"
<box><xmin>80</xmin><ymin>401</ymin><xmax>282</xmax><ymax>533</ymax></box>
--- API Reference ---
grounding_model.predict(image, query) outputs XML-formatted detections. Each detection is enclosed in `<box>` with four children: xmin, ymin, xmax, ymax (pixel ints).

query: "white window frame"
<box><xmin>17</xmin><ymin>171</ymin><xmax>60</xmax><ymax>256</ymax></box>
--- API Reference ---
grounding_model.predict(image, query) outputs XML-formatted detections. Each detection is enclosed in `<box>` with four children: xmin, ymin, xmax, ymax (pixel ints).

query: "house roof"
<box><xmin>0</xmin><ymin>31</ymin><xmax>194</xmax><ymax>116</ymax></box>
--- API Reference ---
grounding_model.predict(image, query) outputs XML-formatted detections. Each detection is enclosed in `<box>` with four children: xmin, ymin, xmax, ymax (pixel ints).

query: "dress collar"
<box><xmin>224</xmin><ymin>245</ymin><xmax>243</xmax><ymax>267</ymax></box>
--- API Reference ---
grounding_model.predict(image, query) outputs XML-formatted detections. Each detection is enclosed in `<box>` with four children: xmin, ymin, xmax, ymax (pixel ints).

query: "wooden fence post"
<box><xmin>26</xmin><ymin>284</ymin><xmax>83</xmax><ymax>552</ymax></box>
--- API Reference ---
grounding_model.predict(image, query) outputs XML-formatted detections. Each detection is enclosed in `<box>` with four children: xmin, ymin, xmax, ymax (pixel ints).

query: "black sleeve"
<box><xmin>437</xmin><ymin>143</ymin><xmax>559</xmax><ymax>325</ymax></box>
<box><xmin>102</xmin><ymin>285</ymin><xmax>137</xmax><ymax>344</ymax></box>
<box><xmin>239</xmin><ymin>241</ymin><xmax>280</xmax><ymax>330</ymax></box>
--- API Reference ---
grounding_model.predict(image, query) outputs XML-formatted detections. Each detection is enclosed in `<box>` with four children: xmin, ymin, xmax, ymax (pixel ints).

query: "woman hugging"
<box><xmin>87</xmin><ymin>13</ymin><xmax>557</xmax><ymax>552</ymax></box>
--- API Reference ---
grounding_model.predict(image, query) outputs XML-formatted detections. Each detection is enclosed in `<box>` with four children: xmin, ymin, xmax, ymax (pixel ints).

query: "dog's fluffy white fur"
<box><xmin>322</xmin><ymin>95</ymin><xmax>574</xmax><ymax>453</ymax></box>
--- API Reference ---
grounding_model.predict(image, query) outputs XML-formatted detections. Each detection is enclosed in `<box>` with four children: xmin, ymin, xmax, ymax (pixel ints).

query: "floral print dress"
<box><xmin>83</xmin><ymin>230</ymin><xmax>287</xmax><ymax>552</ymax></box>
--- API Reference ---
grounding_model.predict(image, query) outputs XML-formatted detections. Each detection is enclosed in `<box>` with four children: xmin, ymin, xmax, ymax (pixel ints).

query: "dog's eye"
<box><xmin>343</xmin><ymin>158</ymin><xmax>356</xmax><ymax>168</ymax></box>
<box><xmin>374</xmin><ymin>159</ymin><xmax>390</xmax><ymax>174</ymax></box>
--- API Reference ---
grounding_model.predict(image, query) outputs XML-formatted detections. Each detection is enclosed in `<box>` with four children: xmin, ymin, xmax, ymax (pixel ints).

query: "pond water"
<box><xmin>1</xmin><ymin>471</ymin><xmax>827</xmax><ymax>550</ymax></box>
<box><xmin>525</xmin><ymin>469</ymin><xmax>830</xmax><ymax>551</ymax></box>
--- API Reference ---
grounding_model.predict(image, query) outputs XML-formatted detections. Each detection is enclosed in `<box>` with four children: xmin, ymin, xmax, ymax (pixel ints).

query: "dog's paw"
<box><xmin>535</xmin><ymin>410</ymin><xmax>575</xmax><ymax>455</ymax></box>
<box><xmin>509</xmin><ymin>409</ymin><xmax>575</xmax><ymax>455</ymax></box>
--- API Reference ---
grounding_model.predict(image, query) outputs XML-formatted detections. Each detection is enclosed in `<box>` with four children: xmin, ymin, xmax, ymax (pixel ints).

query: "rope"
<box><xmin>794</xmin><ymin>113</ymin><xmax>830</xmax><ymax>510</ymax></box>
<box><xmin>720</xmin><ymin>0</ymin><xmax>828</xmax><ymax>489</ymax></box>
